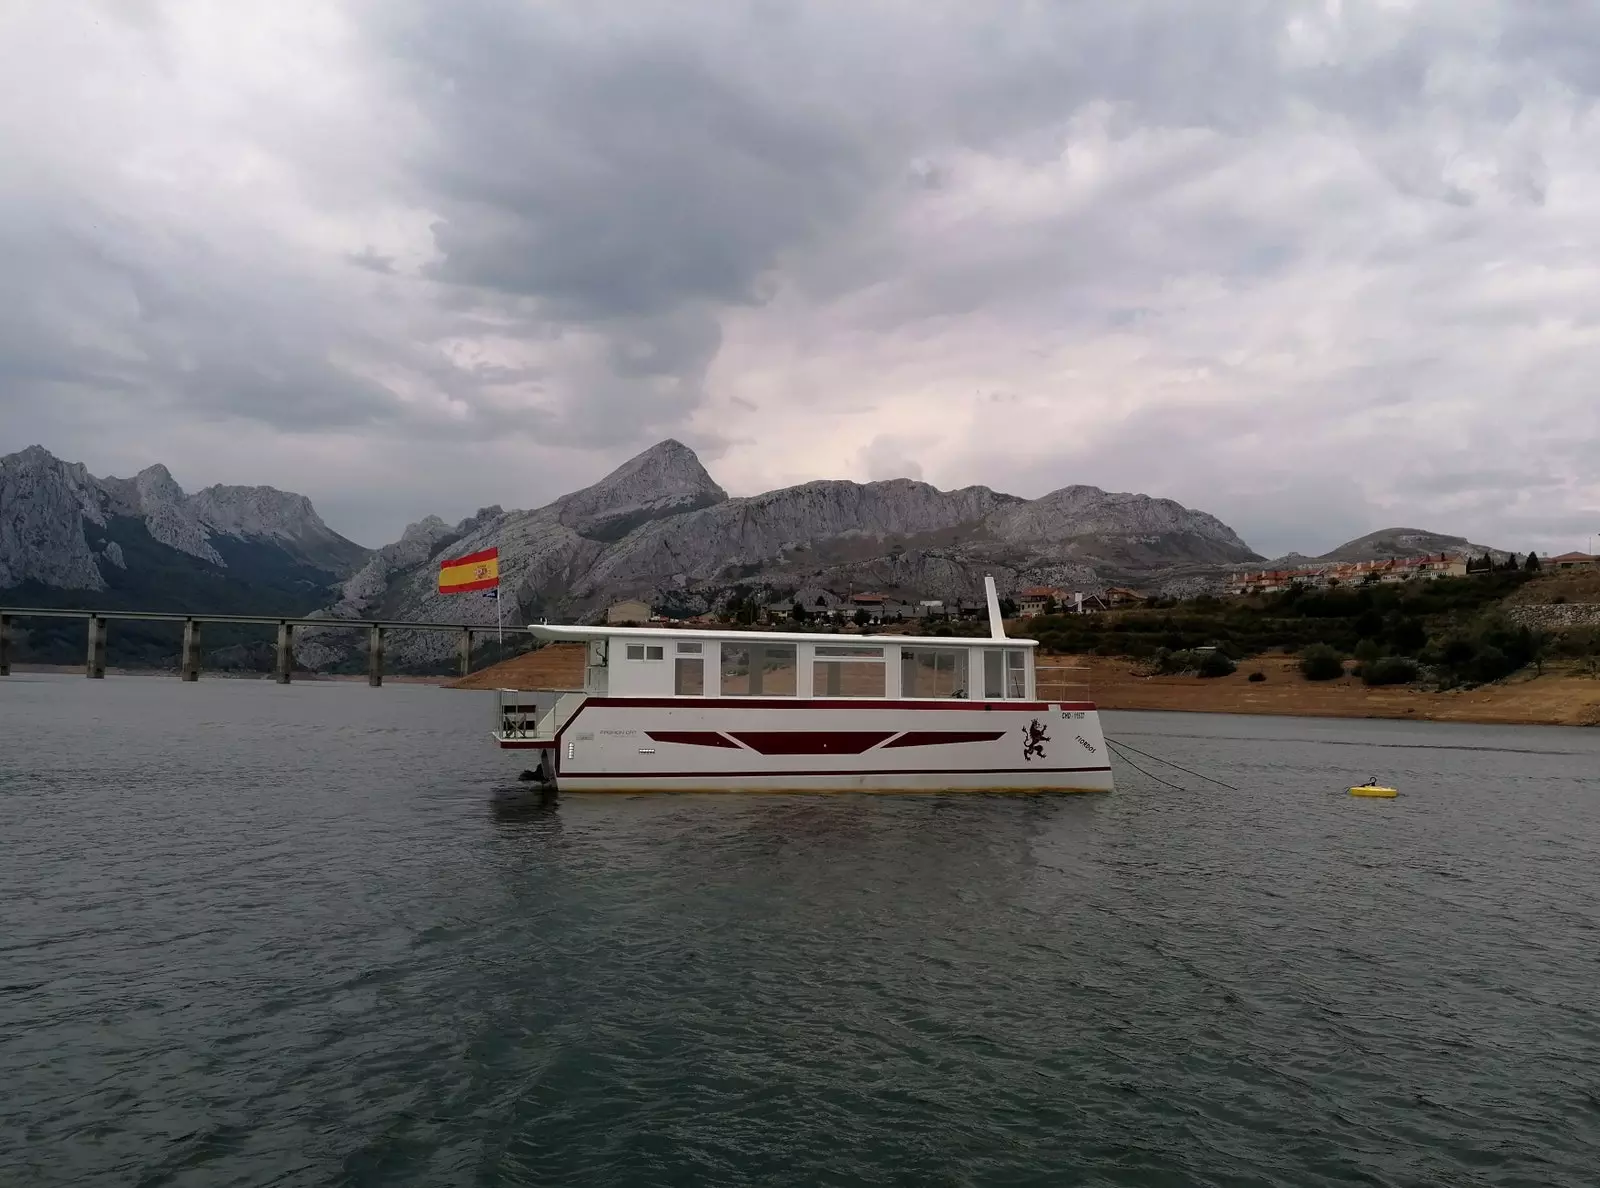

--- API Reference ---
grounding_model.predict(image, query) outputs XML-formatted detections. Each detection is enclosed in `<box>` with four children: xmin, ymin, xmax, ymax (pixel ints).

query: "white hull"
<box><xmin>500</xmin><ymin>698</ymin><xmax>1112</xmax><ymax>794</ymax></box>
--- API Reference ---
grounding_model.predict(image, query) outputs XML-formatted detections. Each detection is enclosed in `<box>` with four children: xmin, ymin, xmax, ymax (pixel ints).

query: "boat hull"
<box><xmin>512</xmin><ymin>697</ymin><xmax>1113</xmax><ymax>794</ymax></box>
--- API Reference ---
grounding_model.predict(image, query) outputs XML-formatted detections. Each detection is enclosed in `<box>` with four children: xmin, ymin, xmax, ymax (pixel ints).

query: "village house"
<box><xmin>1103</xmin><ymin>587</ymin><xmax>1147</xmax><ymax>608</ymax></box>
<box><xmin>605</xmin><ymin>598</ymin><xmax>653</xmax><ymax>625</ymax></box>
<box><xmin>1230</xmin><ymin>552</ymin><xmax>1468</xmax><ymax>595</ymax></box>
<box><xmin>760</xmin><ymin>600</ymin><xmax>797</xmax><ymax>624</ymax></box>
<box><xmin>1017</xmin><ymin>586</ymin><xmax>1067</xmax><ymax>616</ymax></box>
<box><xmin>1547</xmin><ymin>552</ymin><xmax>1599</xmax><ymax>570</ymax></box>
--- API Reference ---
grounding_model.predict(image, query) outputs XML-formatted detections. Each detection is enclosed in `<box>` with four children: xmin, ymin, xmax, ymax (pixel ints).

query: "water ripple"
<box><xmin>2</xmin><ymin>684</ymin><xmax>1599</xmax><ymax>1185</ymax></box>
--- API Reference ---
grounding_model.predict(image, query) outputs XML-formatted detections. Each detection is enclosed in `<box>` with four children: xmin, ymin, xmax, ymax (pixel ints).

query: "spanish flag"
<box><xmin>439</xmin><ymin>546</ymin><xmax>500</xmax><ymax>594</ymax></box>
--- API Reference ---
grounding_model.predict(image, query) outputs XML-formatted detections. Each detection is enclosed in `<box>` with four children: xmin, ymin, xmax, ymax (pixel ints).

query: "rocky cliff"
<box><xmin>301</xmin><ymin>440</ymin><xmax>1264</xmax><ymax>669</ymax></box>
<box><xmin>0</xmin><ymin>446</ymin><xmax>113</xmax><ymax>590</ymax></box>
<box><xmin>1</xmin><ymin>446</ymin><xmax>371</xmax><ymax>595</ymax></box>
<box><xmin>0</xmin><ymin>439</ymin><xmax>373</xmax><ymax>661</ymax></box>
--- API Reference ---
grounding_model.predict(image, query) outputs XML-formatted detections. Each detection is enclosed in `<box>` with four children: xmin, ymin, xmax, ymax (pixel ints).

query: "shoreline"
<box><xmin>10</xmin><ymin>655</ymin><xmax>1596</xmax><ymax>728</ymax></box>
<box><xmin>1072</xmin><ymin>655</ymin><xmax>1600</xmax><ymax>728</ymax></box>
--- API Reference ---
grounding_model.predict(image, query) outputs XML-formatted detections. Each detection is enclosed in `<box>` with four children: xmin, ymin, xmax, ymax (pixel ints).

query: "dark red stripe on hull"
<box><xmin>727</xmin><ymin>731</ymin><xmax>897</xmax><ymax>755</ymax></box>
<box><xmin>645</xmin><ymin>731</ymin><xmax>743</xmax><ymax>749</ymax></box>
<box><xmin>882</xmin><ymin>731</ymin><xmax>1007</xmax><ymax>749</ymax></box>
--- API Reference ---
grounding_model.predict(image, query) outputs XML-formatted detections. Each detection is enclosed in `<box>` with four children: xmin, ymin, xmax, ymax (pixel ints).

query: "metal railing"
<box><xmin>1035</xmin><ymin>662</ymin><xmax>1092</xmax><ymax>701</ymax></box>
<box><xmin>496</xmin><ymin>688</ymin><xmax>585</xmax><ymax>741</ymax></box>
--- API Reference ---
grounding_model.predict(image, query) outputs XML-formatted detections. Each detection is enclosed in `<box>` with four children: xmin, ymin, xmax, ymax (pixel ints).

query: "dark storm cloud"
<box><xmin>3</xmin><ymin>1</ymin><xmax>1599</xmax><ymax>550</ymax></box>
<box><xmin>389</xmin><ymin>7</ymin><xmax>875</xmax><ymax>318</ymax></box>
<box><xmin>0</xmin><ymin>198</ymin><xmax>398</xmax><ymax>432</ymax></box>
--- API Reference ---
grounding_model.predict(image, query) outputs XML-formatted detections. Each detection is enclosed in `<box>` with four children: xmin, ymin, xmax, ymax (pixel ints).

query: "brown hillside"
<box><xmin>454</xmin><ymin>643</ymin><xmax>585</xmax><ymax>690</ymax></box>
<box><xmin>1507</xmin><ymin>569</ymin><xmax>1600</xmax><ymax>605</ymax></box>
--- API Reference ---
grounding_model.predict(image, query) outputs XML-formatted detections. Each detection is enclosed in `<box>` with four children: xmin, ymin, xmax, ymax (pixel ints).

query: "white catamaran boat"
<box><xmin>493</xmin><ymin>577</ymin><xmax>1112</xmax><ymax>794</ymax></box>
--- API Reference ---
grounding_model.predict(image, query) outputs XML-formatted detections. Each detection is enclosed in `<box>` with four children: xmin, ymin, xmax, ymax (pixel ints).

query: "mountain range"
<box><xmin>0</xmin><ymin>440</ymin><xmax>1503</xmax><ymax>671</ymax></box>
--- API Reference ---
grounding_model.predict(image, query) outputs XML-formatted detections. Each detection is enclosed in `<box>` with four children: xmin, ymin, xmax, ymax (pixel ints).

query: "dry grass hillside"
<box><xmin>1072</xmin><ymin>654</ymin><xmax>1600</xmax><ymax>727</ymax></box>
<box><xmin>1506</xmin><ymin>569</ymin><xmax>1600</xmax><ymax>604</ymax></box>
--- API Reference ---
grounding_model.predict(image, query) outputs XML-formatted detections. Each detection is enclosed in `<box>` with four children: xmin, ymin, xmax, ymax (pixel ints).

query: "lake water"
<box><xmin>2</xmin><ymin>673</ymin><xmax>1598</xmax><ymax>1186</ymax></box>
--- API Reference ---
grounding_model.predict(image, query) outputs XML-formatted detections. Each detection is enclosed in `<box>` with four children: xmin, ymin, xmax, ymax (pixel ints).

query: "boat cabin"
<box><xmin>528</xmin><ymin>624</ymin><xmax>1040</xmax><ymax>702</ymax></box>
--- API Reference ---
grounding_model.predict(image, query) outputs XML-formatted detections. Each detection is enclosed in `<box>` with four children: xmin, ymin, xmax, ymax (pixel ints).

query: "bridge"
<box><xmin>0</xmin><ymin>607</ymin><xmax>504</xmax><ymax>685</ymax></box>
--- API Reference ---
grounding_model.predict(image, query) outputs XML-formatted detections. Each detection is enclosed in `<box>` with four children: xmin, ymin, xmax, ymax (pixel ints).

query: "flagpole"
<box><xmin>497</xmin><ymin>585</ymin><xmax>503</xmax><ymax>659</ymax></box>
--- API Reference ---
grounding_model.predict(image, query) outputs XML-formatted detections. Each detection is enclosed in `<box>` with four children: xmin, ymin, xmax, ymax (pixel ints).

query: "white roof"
<box><xmin>527</xmin><ymin>623</ymin><xmax>1038</xmax><ymax>648</ymax></box>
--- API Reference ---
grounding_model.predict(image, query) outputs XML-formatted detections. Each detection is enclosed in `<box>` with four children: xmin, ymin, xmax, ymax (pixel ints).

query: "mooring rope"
<box><xmin>1104</xmin><ymin>738</ymin><xmax>1187</xmax><ymax>792</ymax></box>
<box><xmin>1106</xmin><ymin>737</ymin><xmax>1238</xmax><ymax>791</ymax></box>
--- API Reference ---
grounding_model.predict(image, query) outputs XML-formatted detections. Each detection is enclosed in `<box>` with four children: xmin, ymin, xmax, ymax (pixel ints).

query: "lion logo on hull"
<box><xmin>1022</xmin><ymin>719</ymin><xmax>1050</xmax><ymax>761</ymax></box>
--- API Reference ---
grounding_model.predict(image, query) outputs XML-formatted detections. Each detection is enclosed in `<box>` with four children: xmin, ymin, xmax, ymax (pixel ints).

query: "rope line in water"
<box><xmin>1106</xmin><ymin>737</ymin><xmax>1238</xmax><ymax>790</ymax></box>
<box><xmin>1105</xmin><ymin>740</ymin><xmax>1187</xmax><ymax>792</ymax></box>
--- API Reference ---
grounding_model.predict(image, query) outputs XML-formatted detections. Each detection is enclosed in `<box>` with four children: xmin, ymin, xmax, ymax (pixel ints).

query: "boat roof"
<box><xmin>527</xmin><ymin>623</ymin><xmax>1039</xmax><ymax>648</ymax></box>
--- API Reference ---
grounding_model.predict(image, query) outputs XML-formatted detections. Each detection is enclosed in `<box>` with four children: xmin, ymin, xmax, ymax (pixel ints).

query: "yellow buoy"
<box><xmin>1349</xmin><ymin>784</ymin><xmax>1398</xmax><ymax>798</ymax></box>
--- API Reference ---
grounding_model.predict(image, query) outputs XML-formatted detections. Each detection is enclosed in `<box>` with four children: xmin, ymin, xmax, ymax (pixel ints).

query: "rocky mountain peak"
<box><xmin>189</xmin><ymin>484</ymin><xmax>316</xmax><ymax>538</ymax></box>
<box><xmin>987</xmin><ymin>484</ymin><xmax>1255</xmax><ymax>550</ymax></box>
<box><xmin>554</xmin><ymin>439</ymin><xmax>728</xmax><ymax>541</ymax></box>
<box><xmin>0</xmin><ymin>445</ymin><xmax>109</xmax><ymax>589</ymax></box>
<box><xmin>116</xmin><ymin>463</ymin><xmax>223</xmax><ymax>565</ymax></box>
<box><xmin>399</xmin><ymin>515</ymin><xmax>453</xmax><ymax>544</ymax></box>
<box><xmin>132</xmin><ymin>463</ymin><xmax>185</xmax><ymax>506</ymax></box>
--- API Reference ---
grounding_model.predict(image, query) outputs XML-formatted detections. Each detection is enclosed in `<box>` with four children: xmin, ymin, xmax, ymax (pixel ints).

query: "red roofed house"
<box><xmin>1548</xmin><ymin>552</ymin><xmax>1599</xmax><ymax>570</ymax></box>
<box><xmin>1017</xmin><ymin>586</ymin><xmax>1066</xmax><ymax>616</ymax></box>
<box><xmin>1104</xmin><ymin>587</ymin><xmax>1147</xmax><ymax>607</ymax></box>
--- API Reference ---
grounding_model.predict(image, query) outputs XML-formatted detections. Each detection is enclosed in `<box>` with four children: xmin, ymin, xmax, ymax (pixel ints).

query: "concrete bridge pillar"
<box><xmin>275</xmin><ymin>621</ymin><xmax>293</xmax><ymax>684</ymax></box>
<box><xmin>86</xmin><ymin>615</ymin><xmax>106</xmax><ymax>679</ymax></box>
<box><xmin>368</xmin><ymin>625</ymin><xmax>385</xmax><ymax>687</ymax></box>
<box><xmin>0</xmin><ymin>613</ymin><xmax>11</xmax><ymax>677</ymax></box>
<box><xmin>459</xmin><ymin>628</ymin><xmax>475</xmax><ymax>678</ymax></box>
<box><xmin>181</xmin><ymin>618</ymin><xmax>201</xmax><ymax>681</ymax></box>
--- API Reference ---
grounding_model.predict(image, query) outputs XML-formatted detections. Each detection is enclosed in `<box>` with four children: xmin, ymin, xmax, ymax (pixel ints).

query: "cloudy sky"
<box><xmin>3</xmin><ymin>1</ymin><xmax>1598</xmax><ymax>557</ymax></box>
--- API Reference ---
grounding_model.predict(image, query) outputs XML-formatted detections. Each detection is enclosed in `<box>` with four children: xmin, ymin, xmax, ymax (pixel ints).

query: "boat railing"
<box><xmin>1035</xmin><ymin>662</ymin><xmax>1091</xmax><ymax>701</ymax></box>
<box><xmin>497</xmin><ymin>687</ymin><xmax>585</xmax><ymax>741</ymax></box>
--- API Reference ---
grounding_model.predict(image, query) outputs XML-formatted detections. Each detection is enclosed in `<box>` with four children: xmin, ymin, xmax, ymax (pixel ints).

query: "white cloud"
<box><xmin>1</xmin><ymin>0</ymin><xmax>1597</xmax><ymax>555</ymax></box>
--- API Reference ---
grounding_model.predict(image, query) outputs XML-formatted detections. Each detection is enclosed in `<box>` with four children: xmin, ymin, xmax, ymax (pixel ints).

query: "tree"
<box><xmin>999</xmin><ymin>597</ymin><xmax>1019</xmax><ymax>618</ymax></box>
<box><xmin>1299</xmin><ymin>644</ymin><xmax>1345</xmax><ymax>681</ymax></box>
<box><xmin>1042</xmin><ymin>596</ymin><xmax>1058</xmax><ymax>615</ymax></box>
<box><xmin>1361</xmin><ymin>656</ymin><xmax>1418</xmax><ymax>686</ymax></box>
<box><xmin>1525</xmin><ymin>551</ymin><xmax>1541</xmax><ymax>572</ymax></box>
<box><xmin>853</xmin><ymin>607</ymin><xmax>872</xmax><ymax>628</ymax></box>
<box><xmin>791</xmin><ymin>602</ymin><xmax>810</xmax><ymax>624</ymax></box>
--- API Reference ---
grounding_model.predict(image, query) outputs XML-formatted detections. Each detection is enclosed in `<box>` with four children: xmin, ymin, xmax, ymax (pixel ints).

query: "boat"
<box><xmin>492</xmin><ymin>577</ymin><xmax>1113</xmax><ymax>794</ymax></box>
<box><xmin>1349</xmin><ymin>784</ymin><xmax>1398</xmax><ymax>798</ymax></box>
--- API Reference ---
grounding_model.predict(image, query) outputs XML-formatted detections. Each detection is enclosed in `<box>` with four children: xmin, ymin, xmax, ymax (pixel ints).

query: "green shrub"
<box><xmin>1361</xmin><ymin>656</ymin><xmax>1418</xmax><ymax>686</ymax></box>
<box><xmin>1197</xmin><ymin>651</ymin><xmax>1237</xmax><ymax>678</ymax></box>
<box><xmin>1247</xmin><ymin>670</ymin><xmax>1266</xmax><ymax>683</ymax></box>
<box><xmin>1155</xmin><ymin>648</ymin><xmax>1196</xmax><ymax>674</ymax></box>
<box><xmin>1299</xmin><ymin>644</ymin><xmax>1345</xmax><ymax>681</ymax></box>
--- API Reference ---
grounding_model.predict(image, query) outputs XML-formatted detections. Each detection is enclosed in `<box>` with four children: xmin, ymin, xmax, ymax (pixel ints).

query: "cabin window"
<box><xmin>625</xmin><ymin>644</ymin><xmax>664</xmax><ymax>661</ymax></box>
<box><xmin>720</xmin><ymin>643</ymin><xmax>797</xmax><ymax>696</ymax></box>
<box><xmin>900</xmin><ymin>647</ymin><xmax>968</xmax><ymax>698</ymax></box>
<box><xmin>812</xmin><ymin>645</ymin><xmax>886</xmax><ymax>697</ymax></box>
<box><xmin>677</xmin><ymin>642</ymin><xmax>702</xmax><ymax>654</ymax></box>
<box><xmin>1007</xmin><ymin>649</ymin><xmax>1027</xmax><ymax>698</ymax></box>
<box><xmin>674</xmin><ymin>657</ymin><xmax>703</xmax><ymax>695</ymax></box>
<box><xmin>982</xmin><ymin>648</ymin><xmax>1030</xmax><ymax>699</ymax></box>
